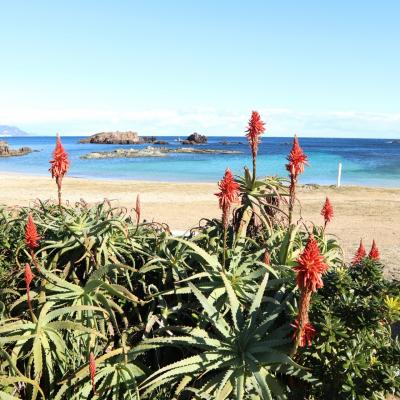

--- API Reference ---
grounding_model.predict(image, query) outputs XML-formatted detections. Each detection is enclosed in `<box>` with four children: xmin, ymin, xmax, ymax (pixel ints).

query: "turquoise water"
<box><xmin>1</xmin><ymin>136</ymin><xmax>400</xmax><ymax>187</ymax></box>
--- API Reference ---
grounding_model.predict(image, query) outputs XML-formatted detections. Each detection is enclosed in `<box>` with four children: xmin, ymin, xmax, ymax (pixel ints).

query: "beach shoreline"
<box><xmin>1</xmin><ymin>172</ymin><xmax>399</xmax><ymax>279</ymax></box>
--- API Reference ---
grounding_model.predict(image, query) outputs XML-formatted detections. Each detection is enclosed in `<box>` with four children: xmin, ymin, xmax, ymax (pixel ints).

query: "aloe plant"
<box><xmin>140</xmin><ymin>271</ymin><xmax>313</xmax><ymax>399</ymax></box>
<box><xmin>0</xmin><ymin>301</ymin><xmax>106</xmax><ymax>396</ymax></box>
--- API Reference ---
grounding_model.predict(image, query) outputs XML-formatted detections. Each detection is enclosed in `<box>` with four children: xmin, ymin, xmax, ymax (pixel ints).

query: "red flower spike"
<box><xmin>263</xmin><ymin>250</ymin><xmax>271</xmax><ymax>266</ymax></box>
<box><xmin>215</xmin><ymin>168</ymin><xmax>240</xmax><ymax>216</ymax></box>
<box><xmin>352</xmin><ymin>239</ymin><xmax>366</xmax><ymax>265</ymax></box>
<box><xmin>25</xmin><ymin>263</ymin><xmax>33</xmax><ymax>309</ymax></box>
<box><xmin>294</xmin><ymin>235</ymin><xmax>329</xmax><ymax>292</ymax></box>
<box><xmin>368</xmin><ymin>240</ymin><xmax>380</xmax><ymax>261</ymax></box>
<box><xmin>49</xmin><ymin>134</ymin><xmax>70</xmax><ymax>186</ymax></box>
<box><xmin>245</xmin><ymin>111</ymin><xmax>265</xmax><ymax>158</ymax></box>
<box><xmin>89</xmin><ymin>352</ymin><xmax>96</xmax><ymax>393</ymax></box>
<box><xmin>321</xmin><ymin>197</ymin><xmax>334</xmax><ymax>226</ymax></box>
<box><xmin>25</xmin><ymin>263</ymin><xmax>33</xmax><ymax>288</ymax></box>
<box><xmin>25</xmin><ymin>214</ymin><xmax>41</xmax><ymax>250</ymax></box>
<box><xmin>286</xmin><ymin>135</ymin><xmax>308</xmax><ymax>177</ymax></box>
<box><xmin>135</xmin><ymin>194</ymin><xmax>141</xmax><ymax>222</ymax></box>
<box><xmin>291</xmin><ymin>317</ymin><xmax>316</xmax><ymax>347</ymax></box>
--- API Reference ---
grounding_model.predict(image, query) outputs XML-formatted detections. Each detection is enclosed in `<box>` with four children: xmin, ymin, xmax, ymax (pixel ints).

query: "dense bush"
<box><xmin>295</xmin><ymin>259</ymin><xmax>400</xmax><ymax>399</ymax></box>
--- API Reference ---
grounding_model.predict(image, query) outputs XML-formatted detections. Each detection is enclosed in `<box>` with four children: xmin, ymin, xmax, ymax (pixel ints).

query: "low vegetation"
<box><xmin>0</xmin><ymin>113</ymin><xmax>398</xmax><ymax>399</ymax></box>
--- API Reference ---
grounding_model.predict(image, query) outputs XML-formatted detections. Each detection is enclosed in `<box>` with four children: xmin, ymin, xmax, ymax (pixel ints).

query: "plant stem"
<box><xmin>288</xmin><ymin>174</ymin><xmax>297</xmax><ymax>225</ymax></box>
<box><xmin>292</xmin><ymin>289</ymin><xmax>312</xmax><ymax>356</ymax></box>
<box><xmin>26</xmin><ymin>289</ymin><xmax>35</xmax><ymax>321</ymax></box>
<box><xmin>57</xmin><ymin>178</ymin><xmax>64</xmax><ymax>216</ymax></box>
<box><xmin>252</xmin><ymin>153</ymin><xmax>257</xmax><ymax>183</ymax></box>
<box><xmin>222</xmin><ymin>212</ymin><xmax>227</xmax><ymax>272</ymax></box>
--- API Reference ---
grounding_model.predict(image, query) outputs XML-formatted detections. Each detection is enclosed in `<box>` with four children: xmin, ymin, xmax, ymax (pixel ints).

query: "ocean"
<box><xmin>1</xmin><ymin>136</ymin><xmax>400</xmax><ymax>187</ymax></box>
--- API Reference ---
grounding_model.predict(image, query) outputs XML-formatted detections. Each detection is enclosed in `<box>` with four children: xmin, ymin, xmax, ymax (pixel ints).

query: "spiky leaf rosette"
<box><xmin>139</xmin><ymin>239</ymin><xmax>313</xmax><ymax>399</ymax></box>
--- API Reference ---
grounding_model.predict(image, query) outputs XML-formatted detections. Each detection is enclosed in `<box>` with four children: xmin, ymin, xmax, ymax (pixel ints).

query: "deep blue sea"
<box><xmin>1</xmin><ymin>136</ymin><xmax>400</xmax><ymax>187</ymax></box>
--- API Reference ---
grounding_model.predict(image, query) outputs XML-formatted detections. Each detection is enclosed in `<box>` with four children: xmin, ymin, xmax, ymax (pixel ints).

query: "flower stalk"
<box><xmin>25</xmin><ymin>214</ymin><xmax>41</xmax><ymax>274</ymax></box>
<box><xmin>215</xmin><ymin>168</ymin><xmax>240</xmax><ymax>269</ymax></box>
<box><xmin>286</xmin><ymin>135</ymin><xmax>308</xmax><ymax>225</ymax></box>
<box><xmin>352</xmin><ymin>239</ymin><xmax>366</xmax><ymax>265</ymax></box>
<box><xmin>369</xmin><ymin>240</ymin><xmax>380</xmax><ymax>260</ymax></box>
<box><xmin>24</xmin><ymin>263</ymin><xmax>34</xmax><ymax>320</ymax></box>
<box><xmin>321</xmin><ymin>197</ymin><xmax>334</xmax><ymax>230</ymax></box>
<box><xmin>292</xmin><ymin>235</ymin><xmax>328</xmax><ymax>355</ymax></box>
<box><xmin>49</xmin><ymin>133</ymin><xmax>70</xmax><ymax>209</ymax></box>
<box><xmin>89</xmin><ymin>352</ymin><xmax>96</xmax><ymax>394</ymax></box>
<box><xmin>135</xmin><ymin>194</ymin><xmax>141</xmax><ymax>225</ymax></box>
<box><xmin>245</xmin><ymin>111</ymin><xmax>265</xmax><ymax>181</ymax></box>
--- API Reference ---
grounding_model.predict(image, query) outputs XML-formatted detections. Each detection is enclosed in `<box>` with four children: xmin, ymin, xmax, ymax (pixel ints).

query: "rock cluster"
<box><xmin>79</xmin><ymin>132</ymin><xmax>168</xmax><ymax>145</ymax></box>
<box><xmin>79</xmin><ymin>131</ymin><xmax>143</xmax><ymax>144</ymax></box>
<box><xmin>0</xmin><ymin>141</ymin><xmax>33</xmax><ymax>157</ymax></box>
<box><xmin>181</xmin><ymin>133</ymin><xmax>207</xmax><ymax>145</ymax></box>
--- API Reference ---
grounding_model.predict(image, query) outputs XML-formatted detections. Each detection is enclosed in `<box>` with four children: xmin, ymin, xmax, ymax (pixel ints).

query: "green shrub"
<box><xmin>295</xmin><ymin>259</ymin><xmax>400</xmax><ymax>399</ymax></box>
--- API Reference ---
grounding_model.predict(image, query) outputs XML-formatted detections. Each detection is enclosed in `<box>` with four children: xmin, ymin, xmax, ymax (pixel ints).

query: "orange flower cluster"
<box><xmin>286</xmin><ymin>136</ymin><xmax>308</xmax><ymax>225</ymax></box>
<box><xmin>286</xmin><ymin>135</ymin><xmax>308</xmax><ymax>177</ymax></box>
<box><xmin>352</xmin><ymin>239</ymin><xmax>366</xmax><ymax>264</ymax></box>
<box><xmin>294</xmin><ymin>235</ymin><xmax>329</xmax><ymax>293</ymax></box>
<box><xmin>321</xmin><ymin>197</ymin><xmax>334</xmax><ymax>227</ymax></box>
<box><xmin>215</xmin><ymin>168</ymin><xmax>240</xmax><ymax>226</ymax></box>
<box><xmin>368</xmin><ymin>240</ymin><xmax>380</xmax><ymax>260</ymax></box>
<box><xmin>291</xmin><ymin>317</ymin><xmax>316</xmax><ymax>347</ymax></box>
<box><xmin>25</xmin><ymin>214</ymin><xmax>40</xmax><ymax>251</ymax></box>
<box><xmin>245</xmin><ymin>111</ymin><xmax>265</xmax><ymax>162</ymax></box>
<box><xmin>49</xmin><ymin>134</ymin><xmax>70</xmax><ymax>206</ymax></box>
<box><xmin>292</xmin><ymin>235</ymin><xmax>328</xmax><ymax>348</ymax></box>
<box><xmin>49</xmin><ymin>134</ymin><xmax>70</xmax><ymax>184</ymax></box>
<box><xmin>352</xmin><ymin>239</ymin><xmax>380</xmax><ymax>264</ymax></box>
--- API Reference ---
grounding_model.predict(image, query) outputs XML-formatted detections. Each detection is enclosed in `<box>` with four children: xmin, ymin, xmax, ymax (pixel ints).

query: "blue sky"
<box><xmin>0</xmin><ymin>0</ymin><xmax>399</xmax><ymax>137</ymax></box>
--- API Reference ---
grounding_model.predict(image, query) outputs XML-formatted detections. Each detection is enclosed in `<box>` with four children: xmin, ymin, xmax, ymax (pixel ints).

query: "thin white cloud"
<box><xmin>0</xmin><ymin>107</ymin><xmax>399</xmax><ymax>137</ymax></box>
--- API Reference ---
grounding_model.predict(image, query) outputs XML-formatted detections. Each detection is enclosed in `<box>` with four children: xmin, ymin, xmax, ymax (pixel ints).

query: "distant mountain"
<box><xmin>0</xmin><ymin>125</ymin><xmax>30</xmax><ymax>137</ymax></box>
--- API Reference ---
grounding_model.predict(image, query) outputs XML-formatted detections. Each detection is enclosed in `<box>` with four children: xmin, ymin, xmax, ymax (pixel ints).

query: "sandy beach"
<box><xmin>0</xmin><ymin>172</ymin><xmax>399</xmax><ymax>279</ymax></box>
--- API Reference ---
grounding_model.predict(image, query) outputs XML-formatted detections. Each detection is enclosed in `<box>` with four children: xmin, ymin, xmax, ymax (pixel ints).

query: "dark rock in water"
<box><xmin>152</xmin><ymin>140</ymin><xmax>169</xmax><ymax>145</ymax></box>
<box><xmin>79</xmin><ymin>132</ymin><xmax>167</xmax><ymax>145</ymax></box>
<box><xmin>181</xmin><ymin>132</ymin><xmax>207</xmax><ymax>145</ymax></box>
<box><xmin>81</xmin><ymin>146</ymin><xmax>242</xmax><ymax>159</ymax></box>
<box><xmin>0</xmin><ymin>140</ymin><xmax>33</xmax><ymax>157</ymax></box>
<box><xmin>387</xmin><ymin>140</ymin><xmax>400</xmax><ymax>144</ymax></box>
<box><xmin>142</xmin><ymin>136</ymin><xmax>169</xmax><ymax>144</ymax></box>
<box><xmin>220</xmin><ymin>140</ymin><xmax>243</xmax><ymax>145</ymax></box>
<box><xmin>169</xmin><ymin>147</ymin><xmax>240</xmax><ymax>154</ymax></box>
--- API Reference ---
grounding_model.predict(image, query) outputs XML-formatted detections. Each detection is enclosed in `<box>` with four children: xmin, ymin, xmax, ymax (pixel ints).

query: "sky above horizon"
<box><xmin>1</xmin><ymin>0</ymin><xmax>399</xmax><ymax>138</ymax></box>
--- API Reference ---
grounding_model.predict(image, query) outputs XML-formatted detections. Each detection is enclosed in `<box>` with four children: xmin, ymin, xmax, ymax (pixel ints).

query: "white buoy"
<box><xmin>337</xmin><ymin>162</ymin><xmax>342</xmax><ymax>187</ymax></box>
